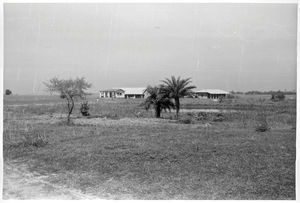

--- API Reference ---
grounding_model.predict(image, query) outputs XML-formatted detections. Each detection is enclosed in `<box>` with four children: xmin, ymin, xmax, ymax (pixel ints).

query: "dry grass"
<box><xmin>3</xmin><ymin>95</ymin><xmax>296</xmax><ymax>199</ymax></box>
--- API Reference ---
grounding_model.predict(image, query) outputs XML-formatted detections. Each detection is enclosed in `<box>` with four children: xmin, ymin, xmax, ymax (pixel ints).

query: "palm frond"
<box><xmin>142</xmin><ymin>85</ymin><xmax>175</xmax><ymax>116</ymax></box>
<box><xmin>160</xmin><ymin>76</ymin><xmax>196</xmax><ymax>99</ymax></box>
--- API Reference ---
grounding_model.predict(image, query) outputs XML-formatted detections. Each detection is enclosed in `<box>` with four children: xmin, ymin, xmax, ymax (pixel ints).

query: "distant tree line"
<box><xmin>230</xmin><ymin>90</ymin><xmax>296</xmax><ymax>95</ymax></box>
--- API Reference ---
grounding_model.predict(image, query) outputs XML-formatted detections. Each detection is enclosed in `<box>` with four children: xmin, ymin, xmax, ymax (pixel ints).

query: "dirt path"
<box><xmin>3</xmin><ymin>160</ymin><xmax>99</xmax><ymax>199</ymax></box>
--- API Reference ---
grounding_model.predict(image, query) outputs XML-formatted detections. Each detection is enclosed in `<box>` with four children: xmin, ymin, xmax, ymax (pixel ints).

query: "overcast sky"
<box><xmin>4</xmin><ymin>3</ymin><xmax>297</xmax><ymax>94</ymax></box>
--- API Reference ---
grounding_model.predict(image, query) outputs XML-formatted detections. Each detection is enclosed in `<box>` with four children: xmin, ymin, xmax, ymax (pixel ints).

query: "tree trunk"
<box><xmin>155</xmin><ymin>105</ymin><xmax>161</xmax><ymax>118</ymax></box>
<box><xmin>175</xmin><ymin>97</ymin><xmax>180</xmax><ymax>119</ymax></box>
<box><xmin>67</xmin><ymin>113</ymin><xmax>71</xmax><ymax>124</ymax></box>
<box><xmin>67</xmin><ymin>96</ymin><xmax>74</xmax><ymax>124</ymax></box>
<box><xmin>65</xmin><ymin>97</ymin><xmax>71</xmax><ymax>124</ymax></box>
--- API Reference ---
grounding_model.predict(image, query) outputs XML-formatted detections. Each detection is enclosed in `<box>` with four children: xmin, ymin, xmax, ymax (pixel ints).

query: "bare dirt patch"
<box><xmin>3</xmin><ymin>160</ymin><xmax>98</xmax><ymax>199</ymax></box>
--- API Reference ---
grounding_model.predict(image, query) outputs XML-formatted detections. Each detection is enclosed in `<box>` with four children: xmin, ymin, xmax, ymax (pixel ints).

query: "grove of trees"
<box><xmin>144</xmin><ymin>76</ymin><xmax>196</xmax><ymax>118</ymax></box>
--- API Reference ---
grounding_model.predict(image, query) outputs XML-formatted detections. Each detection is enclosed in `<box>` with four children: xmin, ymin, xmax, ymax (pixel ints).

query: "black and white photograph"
<box><xmin>2</xmin><ymin>1</ymin><xmax>297</xmax><ymax>200</ymax></box>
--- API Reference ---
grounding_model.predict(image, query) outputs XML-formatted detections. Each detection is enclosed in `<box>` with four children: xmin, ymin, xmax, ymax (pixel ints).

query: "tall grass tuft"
<box><xmin>255</xmin><ymin>99</ymin><xmax>270</xmax><ymax>132</ymax></box>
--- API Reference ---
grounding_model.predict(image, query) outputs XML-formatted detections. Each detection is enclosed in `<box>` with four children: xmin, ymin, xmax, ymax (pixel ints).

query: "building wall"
<box><xmin>196</xmin><ymin>92</ymin><xmax>227</xmax><ymax>99</ymax></box>
<box><xmin>125</xmin><ymin>94</ymin><xmax>144</xmax><ymax>99</ymax></box>
<box><xmin>115</xmin><ymin>92</ymin><xmax>125</xmax><ymax>98</ymax></box>
<box><xmin>99</xmin><ymin>92</ymin><xmax>106</xmax><ymax>98</ymax></box>
<box><xmin>99</xmin><ymin>91</ymin><xmax>125</xmax><ymax>98</ymax></box>
<box><xmin>100</xmin><ymin>89</ymin><xmax>146</xmax><ymax>99</ymax></box>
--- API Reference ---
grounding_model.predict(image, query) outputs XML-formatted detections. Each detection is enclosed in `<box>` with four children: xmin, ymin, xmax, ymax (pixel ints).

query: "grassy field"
<box><xmin>3</xmin><ymin>94</ymin><xmax>296</xmax><ymax>199</ymax></box>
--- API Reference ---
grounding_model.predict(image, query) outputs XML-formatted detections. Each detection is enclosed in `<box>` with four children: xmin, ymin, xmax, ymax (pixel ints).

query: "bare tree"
<box><xmin>44</xmin><ymin>77</ymin><xmax>92</xmax><ymax>124</ymax></box>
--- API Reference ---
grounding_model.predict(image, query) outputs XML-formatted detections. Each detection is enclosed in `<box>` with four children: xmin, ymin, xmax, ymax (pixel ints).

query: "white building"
<box><xmin>99</xmin><ymin>89</ymin><xmax>125</xmax><ymax>98</ymax></box>
<box><xmin>194</xmin><ymin>89</ymin><xmax>230</xmax><ymax>99</ymax></box>
<box><xmin>99</xmin><ymin>87</ymin><xmax>146</xmax><ymax>99</ymax></box>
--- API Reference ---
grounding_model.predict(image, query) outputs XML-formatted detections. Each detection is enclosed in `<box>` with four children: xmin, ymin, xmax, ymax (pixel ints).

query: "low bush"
<box><xmin>255</xmin><ymin>122</ymin><xmax>270</xmax><ymax>132</ymax></box>
<box><xmin>195</xmin><ymin>112</ymin><xmax>209</xmax><ymax>121</ymax></box>
<box><xmin>177</xmin><ymin>114</ymin><xmax>194</xmax><ymax>124</ymax></box>
<box><xmin>213</xmin><ymin>113</ymin><xmax>225</xmax><ymax>122</ymax></box>
<box><xmin>255</xmin><ymin>112</ymin><xmax>270</xmax><ymax>132</ymax></box>
<box><xmin>22</xmin><ymin>130</ymin><xmax>49</xmax><ymax>147</ymax></box>
<box><xmin>287</xmin><ymin>113</ymin><xmax>296</xmax><ymax>130</ymax></box>
<box><xmin>102</xmin><ymin>113</ymin><xmax>119</xmax><ymax>120</ymax></box>
<box><xmin>226</xmin><ymin>94</ymin><xmax>235</xmax><ymax>99</ymax></box>
<box><xmin>80</xmin><ymin>101</ymin><xmax>90</xmax><ymax>116</ymax></box>
<box><xmin>178</xmin><ymin>117</ymin><xmax>193</xmax><ymax>124</ymax></box>
<box><xmin>218</xmin><ymin>96</ymin><xmax>225</xmax><ymax>103</ymax></box>
<box><xmin>271</xmin><ymin>92</ymin><xmax>285</xmax><ymax>102</ymax></box>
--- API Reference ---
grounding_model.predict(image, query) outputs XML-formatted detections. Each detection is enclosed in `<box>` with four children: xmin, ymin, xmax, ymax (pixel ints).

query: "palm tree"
<box><xmin>143</xmin><ymin>85</ymin><xmax>175</xmax><ymax>118</ymax></box>
<box><xmin>161</xmin><ymin>76</ymin><xmax>196</xmax><ymax>118</ymax></box>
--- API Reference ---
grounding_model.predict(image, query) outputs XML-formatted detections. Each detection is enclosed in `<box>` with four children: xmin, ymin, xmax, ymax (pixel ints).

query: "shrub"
<box><xmin>178</xmin><ymin>117</ymin><xmax>193</xmax><ymax>124</ymax></box>
<box><xmin>287</xmin><ymin>113</ymin><xmax>296</xmax><ymax>130</ymax></box>
<box><xmin>239</xmin><ymin>111</ymin><xmax>250</xmax><ymax>128</ymax></box>
<box><xmin>23</xmin><ymin>130</ymin><xmax>48</xmax><ymax>147</ymax></box>
<box><xmin>187</xmin><ymin>112</ymin><xmax>194</xmax><ymax>117</ymax></box>
<box><xmin>135</xmin><ymin>111</ymin><xmax>143</xmax><ymax>118</ymax></box>
<box><xmin>5</xmin><ymin>89</ymin><xmax>12</xmax><ymax>95</ymax></box>
<box><xmin>102</xmin><ymin>113</ymin><xmax>119</xmax><ymax>120</ymax></box>
<box><xmin>271</xmin><ymin>92</ymin><xmax>285</xmax><ymax>102</ymax></box>
<box><xmin>196</xmin><ymin>112</ymin><xmax>208</xmax><ymax>121</ymax></box>
<box><xmin>255</xmin><ymin>121</ymin><xmax>270</xmax><ymax>132</ymax></box>
<box><xmin>80</xmin><ymin>101</ymin><xmax>90</xmax><ymax>116</ymax></box>
<box><xmin>226</xmin><ymin>94</ymin><xmax>235</xmax><ymax>99</ymax></box>
<box><xmin>255</xmin><ymin>112</ymin><xmax>270</xmax><ymax>132</ymax></box>
<box><xmin>213</xmin><ymin>113</ymin><xmax>225</xmax><ymax>122</ymax></box>
<box><xmin>218</xmin><ymin>96</ymin><xmax>225</xmax><ymax>103</ymax></box>
<box><xmin>254</xmin><ymin>99</ymin><xmax>270</xmax><ymax>132</ymax></box>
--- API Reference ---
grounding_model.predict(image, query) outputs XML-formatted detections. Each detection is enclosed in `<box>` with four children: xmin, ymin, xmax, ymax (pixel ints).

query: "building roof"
<box><xmin>114</xmin><ymin>87</ymin><xmax>146</xmax><ymax>95</ymax></box>
<box><xmin>195</xmin><ymin>89</ymin><xmax>230</xmax><ymax>94</ymax></box>
<box><xmin>99</xmin><ymin>88</ymin><xmax>125</xmax><ymax>93</ymax></box>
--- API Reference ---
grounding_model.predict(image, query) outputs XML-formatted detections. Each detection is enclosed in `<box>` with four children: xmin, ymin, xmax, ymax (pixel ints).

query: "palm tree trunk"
<box><xmin>175</xmin><ymin>98</ymin><xmax>180</xmax><ymax>119</ymax></box>
<box><xmin>155</xmin><ymin>105</ymin><xmax>161</xmax><ymax>118</ymax></box>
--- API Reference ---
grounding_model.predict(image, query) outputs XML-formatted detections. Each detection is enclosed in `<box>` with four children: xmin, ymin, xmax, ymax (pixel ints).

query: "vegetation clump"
<box><xmin>5</xmin><ymin>89</ymin><xmax>12</xmax><ymax>96</ymax></box>
<box><xmin>218</xmin><ymin>95</ymin><xmax>225</xmax><ymax>103</ymax></box>
<box><xmin>44</xmin><ymin>77</ymin><xmax>91</xmax><ymax>124</ymax></box>
<box><xmin>213</xmin><ymin>113</ymin><xmax>225</xmax><ymax>122</ymax></box>
<box><xmin>2</xmin><ymin>93</ymin><xmax>296</xmax><ymax>199</ymax></box>
<box><xmin>80</xmin><ymin>101</ymin><xmax>90</xmax><ymax>117</ymax></box>
<box><xmin>271</xmin><ymin>92</ymin><xmax>285</xmax><ymax>102</ymax></box>
<box><xmin>23</xmin><ymin>130</ymin><xmax>48</xmax><ymax>147</ymax></box>
<box><xmin>161</xmin><ymin>76</ymin><xmax>196</xmax><ymax>118</ymax></box>
<box><xmin>255</xmin><ymin>99</ymin><xmax>270</xmax><ymax>132</ymax></box>
<box><xmin>255</xmin><ymin>119</ymin><xmax>270</xmax><ymax>132</ymax></box>
<box><xmin>196</xmin><ymin>112</ymin><xmax>209</xmax><ymax>121</ymax></box>
<box><xmin>143</xmin><ymin>85</ymin><xmax>175</xmax><ymax>118</ymax></box>
<box><xmin>255</xmin><ymin>111</ymin><xmax>270</xmax><ymax>132</ymax></box>
<box><xmin>178</xmin><ymin>117</ymin><xmax>193</xmax><ymax>124</ymax></box>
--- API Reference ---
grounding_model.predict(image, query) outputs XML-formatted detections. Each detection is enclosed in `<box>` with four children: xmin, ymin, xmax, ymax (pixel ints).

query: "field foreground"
<box><xmin>3</xmin><ymin>96</ymin><xmax>296</xmax><ymax>199</ymax></box>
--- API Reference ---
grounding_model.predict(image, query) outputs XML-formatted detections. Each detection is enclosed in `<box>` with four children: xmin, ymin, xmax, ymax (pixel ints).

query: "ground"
<box><xmin>2</xmin><ymin>95</ymin><xmax>296</xmax><ymax>199</ymax></box>
<box><xmin>3</xmin><ymin>160</ymin><xmax>98</xmax><ymax>199</ymax></box>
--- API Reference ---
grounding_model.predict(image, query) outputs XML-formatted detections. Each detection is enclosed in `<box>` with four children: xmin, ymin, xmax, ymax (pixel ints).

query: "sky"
<box><xmin>4</xmin><ymin>3</ymin><xmax>297</xmax><ymax>95</ymax></box>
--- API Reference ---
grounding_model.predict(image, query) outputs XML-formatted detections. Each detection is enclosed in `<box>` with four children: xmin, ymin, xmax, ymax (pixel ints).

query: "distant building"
<box><xmin>99</xmin><ymin>89</ymin><xmax>125</xmax><ymax>98</ymax></box>
<box><xmin>194</xmin><ymin>89</ymin><xmax>230</xmax><ymax>99</ymax></box>
<box><xmin>99</xmin><ymin>87</ymin><xmax>146</xmax><ymax>99</ymax></box>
